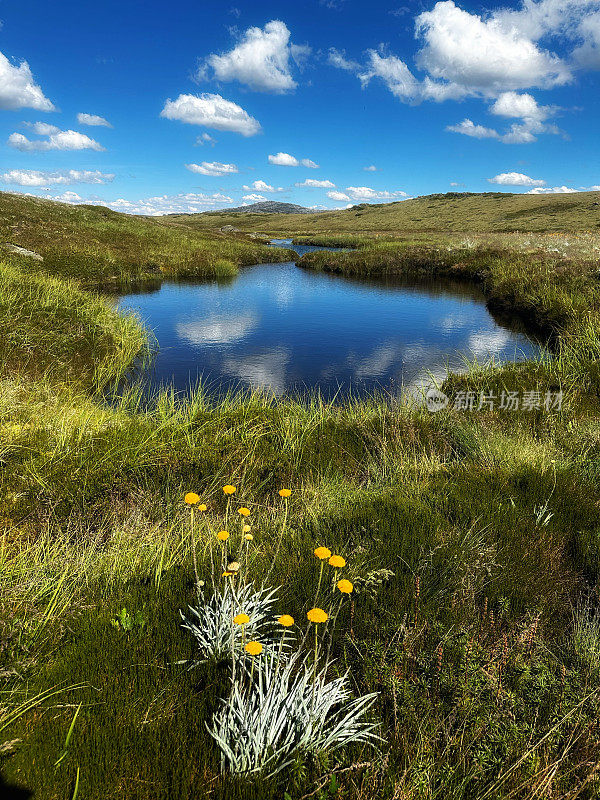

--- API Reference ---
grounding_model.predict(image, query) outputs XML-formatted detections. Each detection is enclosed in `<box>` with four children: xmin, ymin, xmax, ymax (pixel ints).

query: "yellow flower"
<box><xmin>314</xmin><ymin>547</ymin><xmax>332</xmax><ymax>560</ymax></box>
<box><xmin>242</xmin><ymin>524</ymin><xmax>251</xmax><ymax>533</ymax></box>
<box><xmin>238</xmin><ymin>507</ymin><xmax>250</xmax><ymax>517</ymax></box>
<box><xmin>337</xmin><ymin>579</ymin><xmax>353</xmax><ymax>594</ymax></box>
<box><xmin>307</xmin><ymin>608</ymin><xmax>328</xmax><ymax>623</ymax></box>
<box><xmin>223</xmin><ymin>485</ymin><xmax>236</xmax><ymax>495</ymax></box>
<box><xmin>199</xmin><ymin>504</ymin><xmax>207</xmax><ymax>512</ymax></box>
<box><xmin>217</xmin><ymin>530</ymin><xmax>230</xmax><ymax>541</ymax></box>
<box><xmin>278</xmin><ymin>614</ymin><xmax>294</xmax><ymax>627</ymax></box>
<box><xmin>234</xmin><ymin>613</ymin><xmax>250</xmax><ymax>625</ymax></box>
<box><xmin>184</xmin><ymin>492</ymin><xmax>200</xmax><ymax>505</ymax></box>
<box><xmin>245</xmin><ymin>641</ymin><xmax>263</xmax><ymax>655</ymax></box>
<box><xmin>222</xmin><ymin>571</ymin><xmax>233</xmax><ymax>577</ymax></box>
<box><xmin>329</xmin><ymin>555</ymin><xmax>346</xmax><ymax>569</ymax></box>
<box><xmin>227</xmin><ymin>562</ymin><xmax>241</xmax><ymax>573</ymax></box>
<box><xmin>244</xmin><ymin>533</ymin><xmax>254</xmax><ymax>541</ymax></box>
<box><xmin>278</xmin><ymin>489</ymin><xmax>292</xmax><ymax>498</ymax></box>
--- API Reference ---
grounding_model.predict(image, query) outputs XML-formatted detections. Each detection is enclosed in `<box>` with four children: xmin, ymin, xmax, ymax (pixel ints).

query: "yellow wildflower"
<box><xmin>199</xmin><ymin>504</ymin><xmax>207</xmax><ymax>512</ymax></box>
<box><xmin>278</xmin><ymin>489</ymin><xmax>292</xmax><ymax>498</ymax></box>
<box><xmin>245</xmin><ymin>641</ymin><xmax>263</xmax><ymax>655</ymax></box>
<box><xmin>329</xmin><ymin>555</ymin><xmax>346</xmax><ymax>569</ymax></box>
<box><xmin>238</xmin><ymin>507</ymin><xmax>250</xmax><ymax>517</ymax></box>
<box><xmin>234</xmin><ymin>613</ymin><xmax>250</xmax><ymax>625</ymax></box>
<box><xmin>184</xmin><ymin>492</ymin><xmax>200</xmax><ymax>505</ymax></box>
<box><xmin>278</xmin><ymin>614</ymin><xmax>294</xmax><ymax>627</ymax></box>
<box><xmin>242</xmin><ymin>524</ymin><xmax>251</xmax><ymax>533</ymax></box>
<box><xmin>244</xmin><ymin>533</ymin><xmax>254</xmax><ymax>541</ymax></box>
<box><xmin>307</xmin><ymin>608</ymin><xmax>328</xmax><ymax>623</ymax></box>
<box><xmin>337</xmin><ymin>579</ymin><xmax>353</xmax><ymax>594</ymax></box>
<box><xmin>222</xmin><ymin>571</ymin><xmax>233</xmax><ymax>577</ymax></box>
<box><xmin>314</xmin><ymin>547</ymin><xmax>332</xmax><ymax>560</ymax></box>
<box><xmin>217</xmin><ymin>530</ymin><xmax>230</xmax><ymax>541</ymax></box>
<box><xmin>227</xmin><ymin>562</ymin><xmax>241</xmax><ymax>573</ymax></box>
<box><xmin>223</xmin><ymin>485</ymin><xmax>236</xmax><ymax>495</ymax></box>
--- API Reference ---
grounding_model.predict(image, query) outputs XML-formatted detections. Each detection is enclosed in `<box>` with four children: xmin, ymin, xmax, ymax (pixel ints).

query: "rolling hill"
<box><xmin>168</xmin><ymin>191</ymin><xmax>600</xmax><ymax>234</ymax></box>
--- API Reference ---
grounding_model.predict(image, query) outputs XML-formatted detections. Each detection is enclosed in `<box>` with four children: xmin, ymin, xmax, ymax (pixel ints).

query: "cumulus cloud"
<box><xmin>330</xmin><ymin>0</ymin><xmax>588</xmax><ymax>113</ymax></box>
<box><xmin>488</xmin><ymin>172</ymin><xmax>546</xmax><ymax>186</ymax></box>
<box><xmin>198</xmin><ymin>20</ymin><xmax>309</xmax><ymax>93</ymax></box>
<box><xmin>363</xmin><ymin>165</ymin><xmax>378</xmax><ymax>171</ymax></box>
<box><xmin>0</xmin><ymin>50</ymin><xmax>54</xmax><ymax>111</ymax></box>
<box><xmin>161</xmin><ymin>93</ymin><xmax>261</xmax><ymax>136</ymax></box>
<box><xmin>36</xmin><ymin>191</ymin><xmax>234</xmax><ymax>215</ymax></box>
<box><xmin>77</xmin><ymin>112</ymin><xmax>112</xmax><ymax>127</ymax></box>
<box><xmin>268</xmin><ymin>152</ymin><xmax>319</xmax><ymax>167</ymax></box>
<box><xmin>414</xmin><ymin>1</ymin><xmax>571</xmax><ymax>95</ymax></box>
<box><xmin>186</xmin><ymin>161</ymin><xmax>238</xmax><ymax>176</ymax></box>
<box><xmin>447</xmin><ymin>111</ymin><xmax>561</xmax><ymax>144</ymax></box>
<box><xmin>327</xmin><ymin>186</ymin><xmax>409</xmax><ymax>202</ymax></box>
<box><xmin>446</xmin><ymin>119</ymin><xmax>500</xmax><ymax>139</ymax></box>
<box><xmin>0</xmin><ymin>169</ymin><xmax>114</xmax><ymax>187</ymax></box>
<box><xmin>242</xmin><ymin>193</ymin><xmax>268</xmax><ymax>202</ymax></box>
<box><xmin>295</xmin><ymin>179</ymin><xmax>335</xmax><ymax>187</ymax></box>
<box><xmin>7</xmin><ymin>127</ymin><xmax>105</xmax><ymax>151</ymax></box>
<box><xmin>242</xmin><ymin>179</ymin><xmax>282</xmax><ymax>192</ymax></box>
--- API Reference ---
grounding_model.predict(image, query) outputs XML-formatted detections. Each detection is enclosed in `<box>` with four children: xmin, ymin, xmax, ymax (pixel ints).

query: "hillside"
<box><xmin>0</xmin><ymin>192</ymin><xmax>292</xmax><ymax>287</ymax></box>
<box><xmin>169</xmin><ymin>191</ymin><xmax>600</xmax><ymax>234</ymax></box>
<box><xmin>201</xmin><ymin>200</ymin><xmax>314</xmax><ymax>215</ymax></box>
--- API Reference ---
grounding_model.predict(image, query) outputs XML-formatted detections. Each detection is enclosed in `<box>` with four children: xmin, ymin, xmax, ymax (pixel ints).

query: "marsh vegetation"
<box><xmin>1</xmin><ymin>193</ymin><xmax>600</xmax><ymax>799</ymax></box>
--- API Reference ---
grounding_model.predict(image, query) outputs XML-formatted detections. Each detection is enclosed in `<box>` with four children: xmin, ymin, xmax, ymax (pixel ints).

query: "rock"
<box><xmin>3</xmin><ymin>243</ymin><xmax>43</xmax><ymax>261</ymax></box>
<box><xmin>220</xmin><ymin>225</ymin><xmax>239</xmax><ymax>233</ymax></box>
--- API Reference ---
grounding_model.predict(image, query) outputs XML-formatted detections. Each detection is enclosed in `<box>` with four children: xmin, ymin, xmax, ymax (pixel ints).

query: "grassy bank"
<box><xmin>2</xmin><ymin>199</ymin><xmax>600</xmax><ymax>799</ymax></box>
<box><xmin>0</xmin><ymin>192</ymin><xmax>293</xmax><ymax>289</ymax></box>
<box><xmin>298</xmin><ymin>234</ymin><xmax>600</xmax><ymax>344</ymax></box>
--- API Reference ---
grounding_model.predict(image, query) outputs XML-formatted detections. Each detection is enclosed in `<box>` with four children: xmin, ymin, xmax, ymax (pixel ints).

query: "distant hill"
<box><xmin>168</xmin><ymin>191</ymin><xmax>600</xmax><ymax>234</ymax></box>
<box><xmin>203</xmin><ymin>201</ymin><xmax>316</xmax><ymax>215</ymax></box>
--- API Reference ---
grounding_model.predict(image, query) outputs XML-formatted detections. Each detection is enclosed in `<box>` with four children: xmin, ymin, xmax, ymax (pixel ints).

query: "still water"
<box><xmin>116</xmin><ymin>240</ymin><xmax>543</xmax><ymax>398</ymax></box>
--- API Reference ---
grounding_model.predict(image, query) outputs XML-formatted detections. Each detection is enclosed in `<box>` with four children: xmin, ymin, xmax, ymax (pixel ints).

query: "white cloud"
<box><xmin>196</xmin><ymin>132</ymin><xmax>216</xmax><ymax>146</ymax></box>
<box><xmin>526</xmin><ymin>185</ymin><xmax>576</xmax><ymax>194</ymax></box>
<box><xmin>268</xmin><ymin>152</ymin><xmax>319</xmax><ymax>167</ymax></box>
<box><xmin>186</xmin><ymin>161</ymin><xmax>238</xmax><ymax>176</ymax></box>
<box><xmin>160</xmin><ymin>93</ymin><xmax>261</xmax><ymax>136</ymax></box>
<box><xmin>295</xmin><ymin>179</ymin><xmax>335</xmax><ymax>188</ymax></box>
<box><xmin>327</xmin><ymin>190</ymin><xmax>351</xmax><ymax>201</ymax></box>
<box><xmin>38</xmin><ymin>191</ymin><xmax>234</xmax><ymax>215</ymax></box>
<box><xmin>363</xmin><ymin>165</ymin><xmax>378</xmax><ymax>172</ymax></box>
<box><xmin>415</xmin><ymin>1</ymin><xmax>571</xmax><ymax>95</ymax></box>
<box><xmin>199</xmin><ymin>20</ymin><xmax>309</xmax><ymax>93</ymax></box>
<box><xmin>327</xmin><ymin>186</ymin><xmax>409</xmax><ymax>202</ymax></box>
<box><xmin>490</xmin><ymin>91</ymin><xmax>555</xmax><ymax>121</ymax></box>
<box><xmin>8</xmin><ymin>127</ymin><xmax>105</xmax><ymax>151</ymax></box>
<box><xmin>242</xmin><ymin>193</ymin><xmax>268</xmax><ymax>202</ymax></box>
<box><xmin>488</xmin><ymin>172</ymin><xmax>546</xmax><ymax>186</ymax></box>
<box><xmin>77</xmin><ymin>112</ymin><xmax>112</xmax><ymax>127</ymax></box>
<box><xmin>0</xmin><ymin>169</ymin><xmax>114</xmax><ymax>187</ymax></box>
<box><xmin>332</xmin><ymin>0</ymin><xmax>581</xmax><ymax>108</ymax></box>
<box><xmin>24</xmin><ymin>121</ymin><xmax>61</xmax><ymax>135</ymax></box>
<box><xmin>446</xmin><ymin>119</ymin><xmax>500</xmax><ymax>139</ymax></box>
<box><xmin>0</xmin><ymin>50</ymin><xmax>54</xmax><ymax>111</ymax></box>
<box><xmin>327</xmin><ymin>48</ymin><xmax>361</xmax><ymax>71</ymax></box>
<box><xmin>242</xmin><ymin>179</ymin><xmax>282</xmax><ymax>192</ymax></box>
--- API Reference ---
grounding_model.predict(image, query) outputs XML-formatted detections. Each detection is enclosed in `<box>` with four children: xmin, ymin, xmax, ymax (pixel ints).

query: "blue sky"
<box><xmin>1</xmin><ymin>0</ymin><xmax>599</xmax><ymax>214</ymax></box>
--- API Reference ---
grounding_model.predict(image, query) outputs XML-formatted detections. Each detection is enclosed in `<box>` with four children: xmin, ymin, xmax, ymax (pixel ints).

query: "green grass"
<box><xmin>0</xmin><ymin>192</ymin><xmax>294</xmax><ymax>288</ymax></box>
<box><xmin>169</xmin><ymin>191</ymin><xmax>600</xmax><ymax>235</ymax></box>
<box><xmin>1</xmin><ymin>196</ymin><xmax>600</xmax><ymax>799</ymax></box>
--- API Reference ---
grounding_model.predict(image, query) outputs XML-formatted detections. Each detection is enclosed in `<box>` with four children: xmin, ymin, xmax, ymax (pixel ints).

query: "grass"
<box><xmin>168</xmin><ymin>190</ymin><xmax>600</xmax><ymax>235</ymax></box>
<box><xmin>1</xmin><ymin>195</ymin><xmax>600</xmax><ymax>798</ymax></box>
<box><xmin>0</xmin><ymin>192</ymin><xmax>294</xmax><ymax>289</ymax></box>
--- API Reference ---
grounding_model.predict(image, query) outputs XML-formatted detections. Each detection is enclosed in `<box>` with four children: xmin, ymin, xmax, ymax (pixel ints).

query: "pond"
<box><xmin>116</xmin><ymin>239</ymin><xmax>544</xmax><ymax>399</ymax></box>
